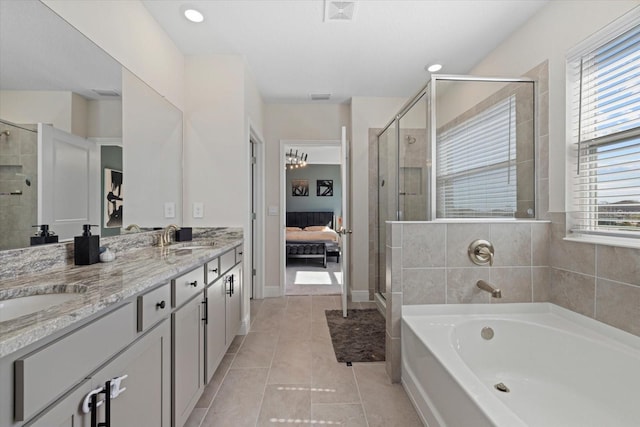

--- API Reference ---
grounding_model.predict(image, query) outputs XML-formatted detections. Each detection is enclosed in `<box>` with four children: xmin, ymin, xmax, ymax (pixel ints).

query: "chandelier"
<box><xmin>285</xmin><ymin>149</ymin><xmax>308</xmax><ymax>170</ymax></box>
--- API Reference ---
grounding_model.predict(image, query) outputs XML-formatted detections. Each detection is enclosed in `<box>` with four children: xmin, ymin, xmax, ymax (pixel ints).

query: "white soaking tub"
<box><xmin>401</xmin><ymin>303</ymin><xmax>640</xmax><ymax>427</ymax></box>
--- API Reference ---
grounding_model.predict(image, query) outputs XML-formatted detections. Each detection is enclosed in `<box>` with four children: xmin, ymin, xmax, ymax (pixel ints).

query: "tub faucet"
<box><xmin>476</xmin><ymin>280</ymin><xmax>502</xmax><ymax>298</ymax></box>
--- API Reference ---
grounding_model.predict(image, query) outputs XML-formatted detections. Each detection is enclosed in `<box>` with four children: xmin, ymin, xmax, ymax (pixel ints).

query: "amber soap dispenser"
<box><xmin>74</xmin><ymin>224</ymin><xmax>100</xmax><ymax>265</ymax></box>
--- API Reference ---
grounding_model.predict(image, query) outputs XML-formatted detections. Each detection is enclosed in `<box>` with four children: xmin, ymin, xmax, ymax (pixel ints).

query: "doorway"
<box><xmin>280</xmin><ymin>140</ymin><xmax>345</xmax><ymax>297</ymax></box>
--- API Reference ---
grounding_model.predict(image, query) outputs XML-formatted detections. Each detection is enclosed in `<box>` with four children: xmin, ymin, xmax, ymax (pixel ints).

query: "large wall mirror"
<box><xmin>0</xmin><ymin>0</ymin><xmax>183</xmax><ymax>250</ymax></box>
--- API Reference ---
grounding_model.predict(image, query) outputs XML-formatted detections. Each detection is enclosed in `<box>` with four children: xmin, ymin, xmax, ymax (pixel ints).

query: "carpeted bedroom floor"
<box><xmin>285</xmin><ymin>258</ymin><xmax>343</xmax><ymax>295</ymax></box>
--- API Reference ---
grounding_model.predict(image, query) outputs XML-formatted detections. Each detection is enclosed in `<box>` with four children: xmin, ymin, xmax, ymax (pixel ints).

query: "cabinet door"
<box><xmin>172</xmin><ymin>295</ymin><xmax>205</xmax><ymax>427</ymax></box>
<box><xmin>205</xmin><ymin>276</ymin><xmax>226</xmax><ymax>384</ymax></box>
<box><xmin>29</xmin><ymin>320</ymin><xmax>171</xmax><ymax>427</ymax></box>
<box><xmin>225</xmin><ymin>264</ymin><xmax>242</xmax><ymax>346</ymax></box>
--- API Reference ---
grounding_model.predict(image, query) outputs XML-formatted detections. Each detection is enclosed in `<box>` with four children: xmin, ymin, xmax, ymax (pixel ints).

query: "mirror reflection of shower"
<box><xmin>0</xmin><ymin>119</ymin><xmax>38</xmax><ymax>250</ymax></box>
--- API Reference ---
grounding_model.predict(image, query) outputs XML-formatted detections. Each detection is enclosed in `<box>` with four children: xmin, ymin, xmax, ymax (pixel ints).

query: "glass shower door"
<box><xmin>376</xmin><ymin>121</ymin><xmax>397</xmax><ymax>298</ymax></box>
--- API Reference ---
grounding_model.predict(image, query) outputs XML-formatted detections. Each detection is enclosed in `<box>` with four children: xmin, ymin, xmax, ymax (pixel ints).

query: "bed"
<box><xmin>285</xmin><ymin>211</ymin><xmax>340</xmax><ymax>267</ymax></box>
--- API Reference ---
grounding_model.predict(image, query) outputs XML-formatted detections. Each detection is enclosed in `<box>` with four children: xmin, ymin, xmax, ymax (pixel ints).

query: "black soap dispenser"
<box><xmin>74</xmin><ymin>224</ymin><xmax>100</xmax><ymax>265</ymax></box>
<box><xmin>30</xmin><ymin>224</ymin><xmax>59</xmax><ymax>246</ymax></box>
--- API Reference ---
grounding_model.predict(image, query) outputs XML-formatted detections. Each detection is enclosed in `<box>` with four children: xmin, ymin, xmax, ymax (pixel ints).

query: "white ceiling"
<box><xmin>142</xmin><ymin>0</ymin><xmax>548</xmax><ymax>104</ymax></box>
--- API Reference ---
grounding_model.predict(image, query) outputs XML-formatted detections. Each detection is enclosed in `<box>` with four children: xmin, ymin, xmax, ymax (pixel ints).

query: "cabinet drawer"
<box><xmin>137</xmin><ymin>282</ymin><xmax>171</xmax><ymax>332</ymax></box>
<box><xmin>235</xmin><ymin>246</ymin><xmax>243</xmax><ymax>264</ymax></box>
<box><xmin>172</xmin><ymin>266</ymin><xmax>204</xmax><ymax>308</ymax></box>
<box><xmin>220</xmin><ymin>250</ymin><xmax>235</xmax><ymax>275</ymax></box>
<box><xmin>14</xmin><ymin>302</ymin><xmax>136</xmax><ymax>422</ymax></box>
<box><xmin>206</xmin><ymin>258</ymin><xmax>220</xmax><ymax>285</ymax></box>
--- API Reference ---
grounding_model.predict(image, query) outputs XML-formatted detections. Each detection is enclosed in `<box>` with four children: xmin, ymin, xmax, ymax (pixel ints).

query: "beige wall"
<box><xmin>263</xmin><ymin>104</ymin><xmax>350</xmax><ymax>291</ymax></box>
<box><xmin>183</xmin><ymin>54</ymin><xmax>246</xmax><ymax>227</ymax></box>
<box><xmin>0</xmin><ymin>90</ymin><xmax>74</xmax><ymax>134</ymax></box>
<box><xmin>42</xmin><ymin>0</ymin><xmax>185</xmax><ymax>111</ymax></box>
<box><xmin>465</xmin><ymin>0</ymin><xmax>638</xmax><ymax>212</ymax></box>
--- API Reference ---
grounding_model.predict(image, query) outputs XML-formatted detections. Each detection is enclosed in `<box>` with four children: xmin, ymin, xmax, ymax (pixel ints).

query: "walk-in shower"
<box><xmin>0</xmin><ymin>119</ymin><xmax>38</xmax><ymax>250</ymax></box>
<box><xmin>373</xmin><ymin>75</ymin><xmax>536</xmax><ymax>299</ymax></box>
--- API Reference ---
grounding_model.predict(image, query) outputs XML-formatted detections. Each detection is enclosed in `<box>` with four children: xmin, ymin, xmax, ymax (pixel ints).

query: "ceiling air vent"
<box><xmin>310</xmin><ymin>93</ymin><xmax>331</xmax><ymax>101</ymax></box>
<box><xmin>92</xmin><ymin>89</ymin><xmax>120</xmax><ymax>97</ymax></box>
<box><xmin>324</xmin><ymin>1</ymin><xmax>356</xmax><ymax>22</ymax></box>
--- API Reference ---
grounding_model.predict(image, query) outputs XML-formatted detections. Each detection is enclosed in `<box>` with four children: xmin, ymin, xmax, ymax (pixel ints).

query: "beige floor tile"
<box><xmin>311</xmin><ymin>403</ymin><xmax>368</xmax><ymax>427</ymax></box>
<box><xmin>311</xmin><ymin>339</ymin><xmax>360</xmax><ymax>404</ymax></box>
<box><xmin>231</xmin><ymin>331</ymin><xmax>278</xmax><ymax>368</ymax></box>
<box><xmin>190</xmin><ymin>296</ymin><xmax>422</xmax><ymax>427</ymax></box>
<box><xmin>250</xmin><ymin>309</ymin><xmax>284</xmax><ymax>333</ymax></box>
<box><xmin>268</xmin><ymin>336</ymin><xmax>312</xmax><ymax>384</ymax></box>
<box><xmin>196</xmin><ymin>353</ymin><xmax>234</xmax><ymax>408</ymax></box>
<box><xmin>354</xmin><ymin>363</ymin><xmax>422</xmax><ymax>427</ymax></box>
<box><xmin>256</xmin><ymin>384</ymin><xmax>311</xmax><ymax>427</ymax></box>
<box><xmin>201</xmin><ymin>368</ymin><xmax>268</xmax><ymax>427</ymax></box>
<box><xmin>311</xmin><ymin>319</ymin><xmax>331</xmax><ymax>340</ymax></box>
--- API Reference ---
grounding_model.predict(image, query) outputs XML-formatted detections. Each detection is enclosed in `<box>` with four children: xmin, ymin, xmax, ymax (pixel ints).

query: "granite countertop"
<box><xmin>0</xmin><ymin>228</ymin><xmax>243</xmax><ymax>359</ymax></box>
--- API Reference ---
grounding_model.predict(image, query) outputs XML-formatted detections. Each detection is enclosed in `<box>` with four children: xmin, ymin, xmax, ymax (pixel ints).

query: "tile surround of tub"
<box><xmin>386</xmin><ymin>220</ymin><xmax>552</xmax><ymax>381</ymax></box>
<box><xmin>548</xmin><ymin>212</ymin><xmax>640</xmax><ymax>335</ymax></box>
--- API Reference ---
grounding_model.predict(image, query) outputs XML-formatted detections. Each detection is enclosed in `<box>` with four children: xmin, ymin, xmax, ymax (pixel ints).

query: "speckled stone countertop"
<box><xmin>0</xmin><ymin>227</ymin><xmax>242</xmax><ymax>359</ymax></box>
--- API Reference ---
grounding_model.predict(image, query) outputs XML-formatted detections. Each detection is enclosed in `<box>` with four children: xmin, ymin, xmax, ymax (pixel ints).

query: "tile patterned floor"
<box><xmin>185</xmin><ymin>296</ymin><xmax>423</xmax><ymax>427</ymax></box>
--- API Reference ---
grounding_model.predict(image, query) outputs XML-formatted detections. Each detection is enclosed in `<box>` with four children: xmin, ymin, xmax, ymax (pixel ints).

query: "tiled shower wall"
<box><xmin>0</xmin><ymin>123</ymin><xmax>37</xmax><ymax>250</ymax></box>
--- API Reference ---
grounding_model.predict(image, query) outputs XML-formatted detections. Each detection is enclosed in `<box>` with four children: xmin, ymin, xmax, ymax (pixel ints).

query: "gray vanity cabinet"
<box><xmin>171</xmin><ymin>267</ymin><xmax>206</xmax><ymax>427</ymax></box>
<box><xmin>205</xmin><ymin>269</ymin><xmax>226</xmax><ymax>384</ymax></box>
<box><xmin>225</xmin><ymin>263</ymin><xmax>242</xmax><ymax>347</ymax></box>
<box><xmin>29</xmin><ymin>319</ymin><xmax>171</xmax><ymax>427</ymax></box>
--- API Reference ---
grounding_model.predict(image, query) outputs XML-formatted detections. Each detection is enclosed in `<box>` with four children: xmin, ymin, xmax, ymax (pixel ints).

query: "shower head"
<box><xmin>0</xmin><ymin>130</ymin><xmax>10</xmax><ymax>138</ymax></box>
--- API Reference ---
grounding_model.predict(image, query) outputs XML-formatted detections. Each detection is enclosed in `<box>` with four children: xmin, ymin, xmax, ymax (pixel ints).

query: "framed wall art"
<box><xmin>317</xmin><ymin>179</ymin><xmax>333</xmax><ymax>196</ymax></box>
<box><xmin>104</xmin><ymin>168</ymin><xmax>123</xmax><ymax>228</ymax></box>
<box><xmin>292</xmin><ymin>179</ymin><xmax>309</xmax><ymax>196</ymax></box>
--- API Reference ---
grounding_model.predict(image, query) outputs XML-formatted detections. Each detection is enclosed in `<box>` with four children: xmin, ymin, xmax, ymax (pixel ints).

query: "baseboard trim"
<box><xmin>350</xmin><ymin>290</ymin><xmax>370</xmax><ymax>302</ymax></box>
<box><xmin>263</xmin><ymin>286</ymin><xmax>282</xmax><ymax>298</ymax></box>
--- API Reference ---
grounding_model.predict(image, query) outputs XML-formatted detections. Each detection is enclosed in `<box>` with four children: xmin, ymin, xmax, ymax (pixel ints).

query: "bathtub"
<box><xmin>401</xmin><ymin>303</ymin><xmax>640</xmax><ymax>427</ymax></box>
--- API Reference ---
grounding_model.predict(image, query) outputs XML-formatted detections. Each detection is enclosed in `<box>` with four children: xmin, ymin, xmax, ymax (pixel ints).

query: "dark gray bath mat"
<box><xmin>325</xmin><ymin>309</ymin><xmax>385</xmax><ymax>363</ymax></box>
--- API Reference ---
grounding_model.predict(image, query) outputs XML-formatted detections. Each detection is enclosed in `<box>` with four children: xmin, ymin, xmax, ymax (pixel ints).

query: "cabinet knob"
<box><xmin>190</xmin><ymin>281</ymin><xmax>198</xmax><ymax>287</ymax></box>
<box><xmin>156</xmin><ymin>300</ymin><xmax>166</xmax><ymax>309</ymax></box>
<box><xmin>238</xmin><ymin>251</ymin><xmax>243</xmax><ymax>255</ymax></box>
<box><xmin>210</xmin><ymin>268</ymin><xmax>218</xmax><ymax>273</ymax></box>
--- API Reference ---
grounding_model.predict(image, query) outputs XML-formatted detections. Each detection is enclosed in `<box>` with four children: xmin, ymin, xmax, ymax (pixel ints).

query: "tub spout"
<box><xmin>476</xmin><ymin>280</ymin><xmax>502</xmax><ymax>298</ymax></box>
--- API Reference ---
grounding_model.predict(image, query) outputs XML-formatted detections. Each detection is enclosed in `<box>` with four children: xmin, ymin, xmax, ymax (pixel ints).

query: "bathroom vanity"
<box><xmin>0</xmin><ymin>228</ymin><xmax>243</xmax><ymax>427</ymax></box>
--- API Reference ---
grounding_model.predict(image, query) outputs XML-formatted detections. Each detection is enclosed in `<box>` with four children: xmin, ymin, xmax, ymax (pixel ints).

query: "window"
<box><xmin>436</xmin><ymin>96</ymin><xmax>517</xmax><ymax>218</ymax></box>
<box><xmin>569</xmin><ymin>16</ymin><xmax>640</xmax><ymax>238</ymax></box>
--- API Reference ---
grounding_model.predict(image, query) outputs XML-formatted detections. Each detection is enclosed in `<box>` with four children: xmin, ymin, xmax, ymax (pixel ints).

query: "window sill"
<box><xmin>564</xmin><ymin>234</ymin><xmax>640</xmax><ymax>250</ymax></box>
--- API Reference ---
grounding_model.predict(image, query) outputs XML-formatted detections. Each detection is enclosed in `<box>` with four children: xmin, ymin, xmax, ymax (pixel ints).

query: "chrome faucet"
<box><xmin>160</xmin><ymin>224</ymin><xmax>179</xmax><ymax>247</ymax></box>
<box><xmin>476</xmin><ymin>280</ymin><xmax>502</xmax><ymax>298</ymax></box>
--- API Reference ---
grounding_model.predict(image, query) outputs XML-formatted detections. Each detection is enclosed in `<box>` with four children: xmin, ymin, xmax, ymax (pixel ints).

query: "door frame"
<box><xmin>249</xmin><ymin>124</ymin><xmax>265</xmax><ymax>300</ymax></box>
<box><xmin>279</xmin><ymin>139</ymin><xmax>342</xmax><ymax>296</ymax></box>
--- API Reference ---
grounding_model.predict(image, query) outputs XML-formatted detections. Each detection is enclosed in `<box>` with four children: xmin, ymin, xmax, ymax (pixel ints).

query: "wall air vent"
<box><xmin>92</xmin><ymin>89</ymin><xmax>121</xmax><ymax>97</ymax></box>
<box><xmin>310</xmin><ymin>93</ymin><xmax>331</xmax><ymax>101</ymax></box>
<box><xmin>324</xmin><ymin>1</ymin><xmax>356</xmax><ymax>22</ymax></box>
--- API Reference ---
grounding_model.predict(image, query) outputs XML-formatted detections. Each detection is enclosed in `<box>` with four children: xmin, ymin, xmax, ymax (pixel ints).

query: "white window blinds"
<box><xmin>570</xmin><ymin>21</ymin><xmax>640</xmax><ymax>236</ymax></box>
<box><xmin>436</xmin><ymin>96</ymin><xmax>516</xmax><ymax>218</ymax></box>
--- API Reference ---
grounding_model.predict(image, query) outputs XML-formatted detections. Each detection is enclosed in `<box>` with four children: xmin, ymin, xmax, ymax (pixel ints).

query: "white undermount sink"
<box><xmin>0</xmin><ymin>293</ymin><xmax>81</xmax><ymax>322</ymax></box>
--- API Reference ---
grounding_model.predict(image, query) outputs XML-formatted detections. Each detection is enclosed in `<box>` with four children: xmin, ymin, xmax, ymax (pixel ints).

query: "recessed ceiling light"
<box><xmin>184</xmin><ymin>8</ymin><xmax>204</xmax><ymax>23</ymax></box>
<box><xmin>427</xmin><ymin>64</ymin><xmax>443</xmax><ymax>73</ymax></box>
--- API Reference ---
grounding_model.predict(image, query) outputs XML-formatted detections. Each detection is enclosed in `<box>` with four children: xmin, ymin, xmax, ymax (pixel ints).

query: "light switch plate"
<box><xmin>193</xmin><ymin>202</ymin><xmax>204</xmax><ymax>218</ymax></box>
<box><xmin>164</xmin><ymin>202</ymin><xmax>175</xmax><ymax>218</ymax></box>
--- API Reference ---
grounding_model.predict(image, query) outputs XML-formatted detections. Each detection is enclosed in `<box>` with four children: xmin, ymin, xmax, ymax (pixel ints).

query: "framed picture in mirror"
<box><xmin>104</xmin><ymin>168</ymin><xmax>123</xmax><ymax>228</ymax></box>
